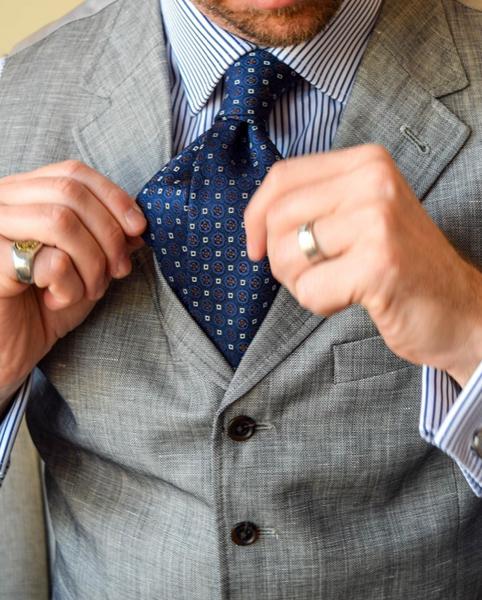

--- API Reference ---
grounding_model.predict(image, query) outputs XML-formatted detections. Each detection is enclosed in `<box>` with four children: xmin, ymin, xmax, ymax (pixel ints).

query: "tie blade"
<box><xmin>136</xmin><ymin>50</ymin><xmax>298</xmax><ymax>367</ymax></box>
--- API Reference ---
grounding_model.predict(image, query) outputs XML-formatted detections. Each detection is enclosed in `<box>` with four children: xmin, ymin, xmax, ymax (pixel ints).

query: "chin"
<box><xmin>197</xmin><ymin>0</ymin><xmax>341</xmax><ymax>47</ymax></box>
<box><xmin>250</xmin><ymin>0</ymin><xmax>304</xmax><ymax>9</ymax></box>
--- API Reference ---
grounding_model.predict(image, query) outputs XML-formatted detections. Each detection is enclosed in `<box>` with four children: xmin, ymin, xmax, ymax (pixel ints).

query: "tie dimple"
<box><xmin>137</xmin><ymin>50</ymin><xmax>300</xmax><ymax>367</ymax></box>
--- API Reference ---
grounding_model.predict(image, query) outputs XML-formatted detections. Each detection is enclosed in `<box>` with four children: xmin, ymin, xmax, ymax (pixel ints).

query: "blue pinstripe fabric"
<box><xmin>163</xmin><ymin>0</ymin><xmax>381</xmax><ymax>157</ymax></box>
<box><xmin>420</xmin><ymin>363</ymin><xmax>482</xmax><ymax>495</ymax></box>
<box><xmin>0</xmin><ymin>0</ymin><xmax>481</xmax><ymax>495</ymax></box>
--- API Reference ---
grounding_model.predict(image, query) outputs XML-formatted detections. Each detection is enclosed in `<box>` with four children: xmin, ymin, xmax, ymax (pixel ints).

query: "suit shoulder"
<box><xmin>10</xmin><ymin>0</ymin><xmax>121</xmax><ymax>56</ymax></box>
<box><xmin>1</xmin><ymin>0</ymin><xmax>124</xmax><ymax>83</ymax></box>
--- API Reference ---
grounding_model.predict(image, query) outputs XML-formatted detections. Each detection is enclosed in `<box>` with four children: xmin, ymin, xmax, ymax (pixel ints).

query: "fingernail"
<box><xmin>125</xmin><ymin>206</ymin><xmax>147</xmax><ymax>231</ymax></box>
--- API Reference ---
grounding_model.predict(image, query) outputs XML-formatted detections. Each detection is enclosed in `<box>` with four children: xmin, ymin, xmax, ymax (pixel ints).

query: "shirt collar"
<box><xmin>160</xmin><ymin>0</ymin><xmax>382</xmax><ymax>114</ymax></box>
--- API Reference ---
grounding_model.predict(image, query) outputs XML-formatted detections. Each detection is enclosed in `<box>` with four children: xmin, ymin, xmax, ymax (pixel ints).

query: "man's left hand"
<box><xmin>245</xmin><ymin>144</ymin><xmax>482</xmax><ymax>386</ymax></box>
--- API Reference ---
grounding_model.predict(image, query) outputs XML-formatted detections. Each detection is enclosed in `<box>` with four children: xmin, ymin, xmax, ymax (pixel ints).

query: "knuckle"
<box><xmin>49</xmin><ymin>204</ymin><xmax>78</xmax><ymax>235</ymax></box>
<box><xmin>102</xmin><ymin>183</ymin><xmax>130</xmax><ymax>213</ymax></box>
<box><xmin>265</xmin><ymin>159</ymin><xmax>288</xmax><ymax>191</ymax></box>
<box><xmin>53</xmin><ymin>176</ymin><xmax>84</xmax><ymax>202</ymax></box>
<box><xmin>60</xmin><ymin>159</ymin><xmax>86</xmax><ymax>177</ymax></box>
<box><xmin>367</xmin><ymin>290</ymin><xmax>390</xmax><ymax>316</ymax></box>
<box><xmin>368</xmin><ymin>159</ymin><xmax>399</xmax><ymax>203</ymax></box>
<box><xmin>381</xmin><ymin>172</ymin><xmax>399</xmax><ymax>203</ymax></box>
<box><xmin>49</xmin><ymin>250</ymin><xmax>72</xmax><ymax>280</ymax></box>
<box><xmin>368</xmin><ymin>159</ymin><xmax>393</xmax><ymax>188</ymax></box>
<box><xmin>365</xmin><ymin>144</ymin><xmax>390</xmax><ymax>161</ymax></box>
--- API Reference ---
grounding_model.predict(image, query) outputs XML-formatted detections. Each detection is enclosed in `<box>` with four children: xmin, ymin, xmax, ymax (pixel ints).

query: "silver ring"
<box><xmin>297</xmin><ymin>222</ymin><xmax>324</xmax><ymax>263</ymax></box>
<box><xmin>11</xmin><ymin>240</ymin><xmax>43</xmax><ymax>284</ymax></box>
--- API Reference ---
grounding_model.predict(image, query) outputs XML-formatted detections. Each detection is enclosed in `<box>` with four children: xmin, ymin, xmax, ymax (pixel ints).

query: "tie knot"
<box><xmin>217</xmin><ymin>49</ymin><xmax>300</xmax><ymax>125</ymax></box>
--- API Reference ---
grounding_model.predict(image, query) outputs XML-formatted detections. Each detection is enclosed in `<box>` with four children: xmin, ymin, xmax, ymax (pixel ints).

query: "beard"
<box><xmin>193</xmin><ymin>0</ymin><xmax>343</xmax><ymax>46</ymax></box>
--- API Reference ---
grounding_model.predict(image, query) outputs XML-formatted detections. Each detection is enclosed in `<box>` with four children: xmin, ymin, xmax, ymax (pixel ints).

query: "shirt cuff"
<box><xmin>419</xmin><ymin>362</ymin><xmax>482</xmax><ymax>496</ymax></box>
<box><xmin>0</xmin><ymin>374</ymin><xmax>32</xmax><ymax>485</ymax></box>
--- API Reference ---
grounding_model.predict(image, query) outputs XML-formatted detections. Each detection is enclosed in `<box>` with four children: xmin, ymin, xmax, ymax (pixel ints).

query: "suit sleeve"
<box><xmin>420</xmin><ymin>362</ymin><xmax>482</xmax><ymax>496</ymax></box>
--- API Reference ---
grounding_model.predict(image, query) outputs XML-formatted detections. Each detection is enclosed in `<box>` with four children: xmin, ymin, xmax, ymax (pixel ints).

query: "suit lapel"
<box><xmin>73</xmin><ymin>0</ymin><xmax>239</xmax><ymax>384</ymax></box>
<box><xmin>330</xmin><ymin>0</ymin><xmax>470</xmax><ymax>200</ymax></box>
<box><xmin>73</xmin><ymin>0</ymin><xmax>173</xmax><ymax>197</ymax></box>
<box><xmin>220</xmin><ymin>0</ymin><xmax>471</xmax><ymax>411</ymax></box>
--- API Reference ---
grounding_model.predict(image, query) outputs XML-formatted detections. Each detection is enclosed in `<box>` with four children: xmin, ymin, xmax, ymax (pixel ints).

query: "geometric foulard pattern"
<box><xmin>137</xmin><ymin>50</ymin><xmax>300</xmax><ymax>367</ymax></box>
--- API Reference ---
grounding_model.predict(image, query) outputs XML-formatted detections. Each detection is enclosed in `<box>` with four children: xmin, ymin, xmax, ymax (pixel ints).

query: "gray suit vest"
<box><xmin>0</xmin><ymin>0</ymin><xmax>481</xmax><ymax>597</ymax></box>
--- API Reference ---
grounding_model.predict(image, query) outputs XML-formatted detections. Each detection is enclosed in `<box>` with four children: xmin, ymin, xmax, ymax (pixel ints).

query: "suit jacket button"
<box><xmin>227</xmin><ymin>415</ymin><xmax>257</xmax><ymax>441</ymax></box>
<box><xmin>472</xmin><ymin>430</ymin><xmax>482</xmax><ymax>458</ymax></box>
<box><xmin>231</xmin><ymin>522</ymin><xmax>260</xmax><ymax>546</ymax></box>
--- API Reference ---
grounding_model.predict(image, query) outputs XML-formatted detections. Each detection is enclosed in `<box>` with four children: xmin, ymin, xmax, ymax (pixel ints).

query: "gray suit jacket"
<box><xmin>0</xmin><ymin>0</ymin><xmax>481</xmax><ymax>598</ymax></box>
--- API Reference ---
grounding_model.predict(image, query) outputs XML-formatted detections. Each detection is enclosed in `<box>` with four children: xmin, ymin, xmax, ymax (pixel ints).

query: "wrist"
<box><xmin>0</xmin><ymin>394</ymin><xmax>15</xmax><ymax>421</ymax></box>
<box><xmin>445</xmin><ymin>263</ymin><xmax>482</xmax><ymax>387</ymax></box>
<box><xmin>0</xmin><ymin>378</ymin><xmax>27</xmax><ymax>418</ymax></box>
<box><xmin>447</xmin><ymin>354</ymin><xmax>482</xmax><ymax>388</ymax></box>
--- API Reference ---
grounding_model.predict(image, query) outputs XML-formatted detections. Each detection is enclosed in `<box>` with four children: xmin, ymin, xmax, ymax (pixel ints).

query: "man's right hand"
<box><xmin>0</xmin><ymin>160</ymin><xmax>147</xmax><ymax>408</ymax></box>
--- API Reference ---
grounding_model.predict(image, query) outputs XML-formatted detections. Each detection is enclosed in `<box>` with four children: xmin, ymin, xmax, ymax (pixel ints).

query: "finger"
<box><xmin>247</xmin><ymin>157</ymin><xmax>392</xmax><ymax>261</ymax></box>
<box><xmin>126</xmin><ymin>236</ymin><xmax>145</xmax><ymax>253</ymax></box>
<box><xmin>0</xmin><ymin>236</ymin><xmax>86</xmax><ymax>308</ymax></box>
<box><xmin>245</xmin><ymin>144</ymin><xmax>389</xmax><ymax>256</ymax></box>
<box><xmin>267</xmin><ymin>212</ymin><xmax>356</xmax><ymax>294</ymax></box>
<box><xmin>0</xmin><ymin>160</ymin><xmax>147</xmax><ymax>238</ymax></box>
<box><xmin>33</xmin><ymin>247</ymin><xmax>86</xmax><ymax>310</ymax></box>
<box><xmin>0</xmin><ymin>204</ymin><xmax>108</xmax><ymax>301</ymax></box>
<box><xmin>294</xmin><ymin>252</ymin><xmax>363</xmax><ymax>316</ymax></box>
<box><xmin>0</xmin><ymin>177</ymin><xmax>137</xmax><ymax>278</ymax></box>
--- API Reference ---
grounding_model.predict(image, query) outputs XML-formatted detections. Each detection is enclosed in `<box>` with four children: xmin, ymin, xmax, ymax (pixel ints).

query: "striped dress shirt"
<box><xmin>1</xmin><ymin>0</ymin><xmax>481</xmax><ymax>496</ymax></box>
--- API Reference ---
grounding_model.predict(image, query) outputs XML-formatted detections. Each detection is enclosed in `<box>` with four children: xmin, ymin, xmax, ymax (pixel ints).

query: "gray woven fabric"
<box><xmin>0</xmin><ymin>0</ymin><xmax>481</xmax><ymax>598</ymax></box>
<box><xmin>0</xmin><ymin>421</ymin><xmax>49</xmax><ymax>600</ymax></box>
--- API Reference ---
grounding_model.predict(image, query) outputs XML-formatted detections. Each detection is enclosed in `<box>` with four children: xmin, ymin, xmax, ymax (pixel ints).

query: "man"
<box><xmin>0</xmin><ymin>0</ymin><xmax>481</xmax><ymax>597</ymax></box>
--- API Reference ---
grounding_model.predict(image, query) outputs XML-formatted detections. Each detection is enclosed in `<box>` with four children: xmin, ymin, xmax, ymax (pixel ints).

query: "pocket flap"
<box><xmin>333</xmin><ymin>335</ymin><xmax>413</xmax><ymax>383</ymax></box>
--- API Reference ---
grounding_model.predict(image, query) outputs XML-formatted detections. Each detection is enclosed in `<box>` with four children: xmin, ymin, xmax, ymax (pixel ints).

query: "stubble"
<box><xmin>193</xmin><ymin>0</ymin><xmax>343</xmax><ymax>46</ymax></box>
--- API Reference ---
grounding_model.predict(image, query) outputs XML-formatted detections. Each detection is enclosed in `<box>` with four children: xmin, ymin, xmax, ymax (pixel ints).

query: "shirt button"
<box><xmin>227</xmin><ymin>415</ymin><xmax>257</xmax><ymax>442</ymax></box>
<box><xmin>231</xmin><ymin>521</ymin><xmax>260</xmax><ymax>546</ymax></box>
<box><xmin>472</xmin><ymin>430</ymin><xmax>482</xmax><ymax>458</ymax></box>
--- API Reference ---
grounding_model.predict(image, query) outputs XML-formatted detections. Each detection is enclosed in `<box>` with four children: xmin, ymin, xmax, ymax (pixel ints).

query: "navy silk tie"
<box><xmin>137</xmin><ymin>49</ymin><xmax>300</xmax><ymax>367</ymax></box>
